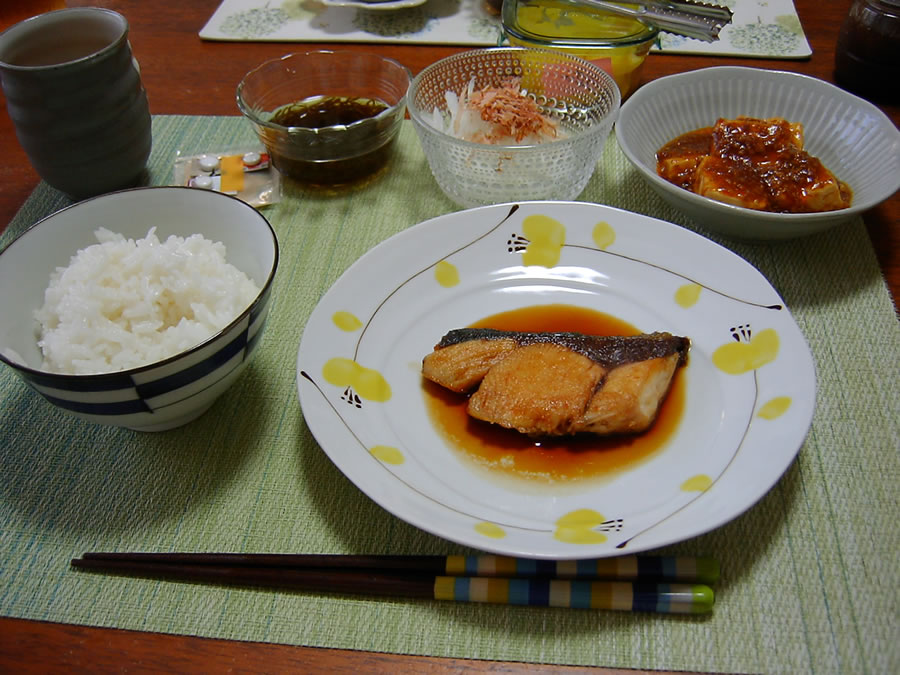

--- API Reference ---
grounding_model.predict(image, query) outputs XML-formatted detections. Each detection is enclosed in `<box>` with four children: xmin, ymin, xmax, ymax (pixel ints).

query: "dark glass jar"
<box><xmin>834</xmin><ymin>0</ymin><xmax>900</xmax><ymax>103</ymax></box>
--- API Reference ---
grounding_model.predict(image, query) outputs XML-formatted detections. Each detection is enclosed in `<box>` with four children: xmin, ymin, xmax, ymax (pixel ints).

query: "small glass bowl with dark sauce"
<box><xmin>237</xmin><ymin>51</ymin><xmax>410</xmax><ymax>186</ymax></box>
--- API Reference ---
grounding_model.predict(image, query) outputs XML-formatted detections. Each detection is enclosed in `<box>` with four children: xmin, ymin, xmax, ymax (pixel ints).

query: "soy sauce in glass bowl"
<box><xmin>237</xmin><ymin>52</ymin><xmax>410</xmax><ymax>187</ymax></box>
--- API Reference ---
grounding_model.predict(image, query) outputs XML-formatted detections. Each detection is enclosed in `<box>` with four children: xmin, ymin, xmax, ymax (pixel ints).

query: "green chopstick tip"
<box><xmin>691</xmin><ymin>584</ymin><xmax>715</xmax><ymax>614</ymax></box>
<box><xmin>695</xmin><ymin>556</ymin><xmax>720</xmax><ymax>584</ymax></box>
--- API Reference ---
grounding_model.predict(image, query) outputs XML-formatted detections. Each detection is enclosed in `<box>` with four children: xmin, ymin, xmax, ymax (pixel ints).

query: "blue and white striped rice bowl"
<box><xmin>615</xmin><ymin>67</ymin><xmax>900</xmax><ymax>240</ymax></box>
<box><xmin>0</xmin><ymin>187</ymin><xmax>278</xmax><ymax>431</ymax></box>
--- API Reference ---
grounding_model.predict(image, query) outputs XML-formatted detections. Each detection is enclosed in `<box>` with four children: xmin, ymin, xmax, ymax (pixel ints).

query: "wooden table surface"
<box><xmin>1</xmin><ymin>0</ymin><xmax>897</xmax><ymax>672</ymax></box>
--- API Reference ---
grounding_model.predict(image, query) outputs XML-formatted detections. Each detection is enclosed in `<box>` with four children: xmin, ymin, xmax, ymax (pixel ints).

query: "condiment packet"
<box><xmin>173</xmin><ymin>148</ymin><xmax>281</xmax><ymax>207</ymax></box>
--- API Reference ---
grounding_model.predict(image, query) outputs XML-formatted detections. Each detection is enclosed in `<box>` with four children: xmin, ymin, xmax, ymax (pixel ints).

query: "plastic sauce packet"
<box><xmin>173</xmin><ymin>148</ymin><xmax>282</xmax><ymax>207</ymax></box>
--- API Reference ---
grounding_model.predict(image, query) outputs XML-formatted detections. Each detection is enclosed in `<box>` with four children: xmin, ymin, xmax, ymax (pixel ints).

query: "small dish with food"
<box><xmin>615</xmin><ymin>66</ymin><xmax>900</xmax><ymax>240</ymax></box>
<box><xmin>0</xmin><ymin>186</ymin><xmax>278</xmax><ymax>431</ymax></box>
<box><xmin>237</xmin><ymin>51</ymin><xmax>410</xmax><ymax>187</ymax></box>
<box><xmin>407</xmin><ymin>47</ymin><xmax>621</xmax><ymax>208</ymax></box>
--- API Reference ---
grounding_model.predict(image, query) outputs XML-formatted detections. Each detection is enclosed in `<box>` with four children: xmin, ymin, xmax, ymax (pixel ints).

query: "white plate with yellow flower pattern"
<box><xmin>296</xmin><ymin>201</ymin><xmax>815</xmax><ymax>559</ymax></box>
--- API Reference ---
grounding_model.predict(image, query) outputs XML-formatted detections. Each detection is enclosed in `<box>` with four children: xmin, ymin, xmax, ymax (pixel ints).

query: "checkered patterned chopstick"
<box><xmin>434</xmin><ymin>576</ymin><xmax>713</xmax><ymax>613</ymax></box>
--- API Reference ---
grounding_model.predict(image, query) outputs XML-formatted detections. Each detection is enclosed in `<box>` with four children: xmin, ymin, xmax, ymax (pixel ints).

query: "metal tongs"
<box><xmin>574</xmin><ymin>0</ymin><xmax>734</xmax><ymax>42</ymax></box>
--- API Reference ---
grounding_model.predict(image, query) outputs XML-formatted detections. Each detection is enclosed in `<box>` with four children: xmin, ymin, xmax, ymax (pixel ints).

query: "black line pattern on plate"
<box><xmin>340</xmin><ymin>387</ymin><xmax>362</xmax><ymax>409</ymax></box>
<box><xmin>299</xmin><ymin>368</ymin><xmax>551</xmax><ymax>534</ymax></box>
<box><xmin>615</xmin><ymin>339</ymin><xmax>763</xmax><ymax>549</ymax></box>
<box><xmin>351</xmin><ymin>204</ymin><xmax>520</xmax><ymax>361</ymax></box>
<box><xmin>507</xmin><ymin>233</ymin><xmax>529</xmax><ymax>253</ymax></box>
<box><xmin>509</xmin><ymin>235</ymin><xmax>783</xmax><ymax>311</ymax></box>
<box><xmin>731</xmin><ymin>324</ymin><xmax>752</xmax><ymax>341</ymax></box>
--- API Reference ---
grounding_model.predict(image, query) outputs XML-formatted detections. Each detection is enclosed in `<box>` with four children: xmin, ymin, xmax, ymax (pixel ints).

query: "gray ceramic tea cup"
<box><xmin>0</xmin><ymin>8</ymin><xmax>151</xmax><ymax>199</ymax></box>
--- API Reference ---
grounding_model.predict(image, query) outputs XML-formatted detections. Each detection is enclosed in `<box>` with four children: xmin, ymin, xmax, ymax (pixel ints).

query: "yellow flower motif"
<box><xmin>332</xmin><ymin>311</ymin><xmax>362</xmax><ymax>332</ymax></box>
<box><xmin>521</xmin><ymin>214</ymin><xmax>565</xmax><ymax>267</ymax></box>
<box><xmin>322</xmin><ymin>357</ymin><xmax>391</xmax><ymax>401</ymax></box>
<box><xmin>681</xmin><ymin>474</ymin><xmax>713</xmax><ymax>492</ymax></box>
<box><xmin>370</xmin><ymin>445</ymin><xmax>404</xmax><ymax>465</ymax></box>
<box><xmin>712</xmin><ymin>328</ymin><xmax>779</xmax><ymax>375</ymax></box>
<box><xmin>592</xmin><ymin>221</ymin><xmax>615</xmax><ymax>249</ymax></box>
<box><xmin>758</xmin><ymin>396</ymin><xmax>792</xmax><ymax>420</ymax></box>
<box><xmin>474</xmin><ymin>522</ymin><xmax>506</xmax><ymax>539</ymax></box>
<box><xmin>434</xmin><ymin>260</ymin><xmax>459</xmax><ymax>287</ymax></box>
<box><xmin>553</xmin><ymin>508</ymin><xmax>608</xmax><ymax>544</ymax></box>
<box><xmin>675</xmin><ymin>283</ymin><xmax>702</xmax><ymax>308</ymax></box>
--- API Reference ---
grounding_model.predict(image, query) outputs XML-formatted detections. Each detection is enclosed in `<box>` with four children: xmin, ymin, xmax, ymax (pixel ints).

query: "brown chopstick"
<box><xmin>79</xmin><ymin>552</ymin><xmax>448</xmax><ymax>575</ymax></box>
<box><xmin>77</xmin><ymin>552</ymin><xmax>719</xmax><ymax>583</ymax></box>
<box><xmin>72</xmin><ymin>557</ymin><xmax>435</xmax><ymax>598</ymax></box>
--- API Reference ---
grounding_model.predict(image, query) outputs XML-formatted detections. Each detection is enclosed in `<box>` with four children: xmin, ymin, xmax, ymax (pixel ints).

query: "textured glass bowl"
<box><xmin>407</xmin><ymin>47</ymin><xmax>621</xmax><ymax>208</ymax></box>
<box><xmin>237</xmin><ymin>51</ymin><xmax>410</xmax><ymax>186</ymax></box>
<box><xmin>616</xmin><ymin>66</ymin><xmax>900</xmax><ymax>240</ymax></box>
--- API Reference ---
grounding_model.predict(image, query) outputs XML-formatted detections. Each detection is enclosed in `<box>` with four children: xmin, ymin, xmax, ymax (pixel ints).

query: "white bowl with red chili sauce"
<box><xmin>615</xmin><ymin>67</ymin><xmax>900</xmax><ymax>241</ymax></box>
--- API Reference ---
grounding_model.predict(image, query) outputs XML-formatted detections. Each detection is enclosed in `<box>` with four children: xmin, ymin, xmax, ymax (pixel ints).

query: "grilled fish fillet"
<box><xmin>422</xmin><ymin>329</ymin><xmax>689</xmax><ymax>437</ymax></box>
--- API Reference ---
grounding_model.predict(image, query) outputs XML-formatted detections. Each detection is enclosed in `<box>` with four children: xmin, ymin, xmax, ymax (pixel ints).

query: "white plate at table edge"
<box><xmin>296</xmin><ymin>201</ymin><xmax>816</xmax><ymax>559</ymax></box>
<box><xmin>320</xmin><ymin>0</ymin><xmax>428</xmax><ymax>10</ymax></box>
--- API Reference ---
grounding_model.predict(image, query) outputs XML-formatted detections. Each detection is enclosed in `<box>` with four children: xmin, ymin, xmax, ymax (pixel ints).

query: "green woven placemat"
<box><xmin>1</xmin><ymin>116</ymin><xmax>898</xmax><ymax>673</ymax></box>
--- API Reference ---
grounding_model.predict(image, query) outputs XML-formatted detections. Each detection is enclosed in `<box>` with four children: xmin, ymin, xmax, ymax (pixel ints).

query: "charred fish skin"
<box><xmin>434</xmin><ymin>328</ymin><xmax>690</xmax><ymax>370</ymax></box>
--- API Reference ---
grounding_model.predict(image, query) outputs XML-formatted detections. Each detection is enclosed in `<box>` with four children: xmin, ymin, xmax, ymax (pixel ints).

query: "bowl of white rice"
<box><xmin>0</xmin><ymin>186</ymin><xmax>278</xmax><ymax>431</ymax></box>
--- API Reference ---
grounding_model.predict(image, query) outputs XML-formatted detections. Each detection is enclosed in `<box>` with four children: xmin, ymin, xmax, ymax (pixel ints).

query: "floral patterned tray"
<box><xmin>199</xmin><ymin>0</ymin><xmax>811</xmax><ymax>58</ymax></box>
<box><xmin>200</xmin><ymin>0</ymin><xmax>502</xmax><ymax>47</ymax></box>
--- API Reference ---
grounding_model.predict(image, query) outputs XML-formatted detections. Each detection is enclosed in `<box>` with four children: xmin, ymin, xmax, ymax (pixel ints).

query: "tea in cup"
<box><xmin>0</xmin><ymin>8</ymin><xmax>152</xmax><ymax>199</ymax></box>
